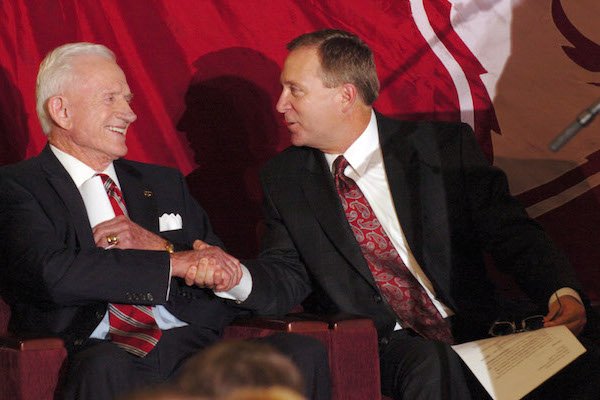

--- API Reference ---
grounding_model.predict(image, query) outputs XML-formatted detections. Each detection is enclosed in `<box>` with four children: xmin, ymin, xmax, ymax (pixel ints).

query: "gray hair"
<box><xmin>36</xmin><ymin>42</ymin><xmax>115</xmax><ymax>134</ymax></box>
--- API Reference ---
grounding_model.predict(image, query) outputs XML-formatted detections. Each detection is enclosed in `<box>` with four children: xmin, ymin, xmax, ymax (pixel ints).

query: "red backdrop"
<box><xmin>1</xmin><ymin>0</ymin><xmax>598</xmax><ymax>302</ymax></box>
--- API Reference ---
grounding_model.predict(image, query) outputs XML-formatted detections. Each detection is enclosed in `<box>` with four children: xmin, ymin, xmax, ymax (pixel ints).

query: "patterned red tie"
<box><xmin>333</xmin><ymin>156</ymin><xmax>453</xmax><ymax>343</ymax></box>
<box><xmin>98</xmin><ymin>173</ymin><xmax>162</xmax><ymax>357</ymax></box>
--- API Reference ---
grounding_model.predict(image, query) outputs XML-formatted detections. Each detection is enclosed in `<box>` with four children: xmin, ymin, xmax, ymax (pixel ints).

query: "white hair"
<box><xmin>36</xmin><ymin>42</ymin><xmax>115</xmax><ymax>134</ymax></box>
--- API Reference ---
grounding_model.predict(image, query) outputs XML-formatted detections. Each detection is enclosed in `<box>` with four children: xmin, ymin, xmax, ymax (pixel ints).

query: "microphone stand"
<box><xmin>549</xmin><ymin>99</ymin><xmax>600</xmax><ymax>152</ymax></box>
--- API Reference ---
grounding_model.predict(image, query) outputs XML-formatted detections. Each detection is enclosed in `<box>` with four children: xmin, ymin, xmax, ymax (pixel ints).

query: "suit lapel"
<box><xmin>378</xmin><ymin>115</ymin><xmax>456</xmax><ymax>297</ymax></box>
<box><xmin>39</xmin><ymin>145</ymin><xmax>95</xmax><ymax>248</ymax></box>
<box><xmin>301</xmin><ymin>114</ymin><xmax>452</xmax><ymax>301</ymax></box>
<box><xmin>378</xmin><ymin>114</ymin><xmax>424</xmax><ymax>265</ymax></box>
<box><xmin>114</xmin><ymin>160</ymin><xmax>158</xmax><ymax>233</ymax></box>
<box><xmin>301</xmin><ymin>149</ymin><xmax>378</xmax><ymax>288</ymax></box>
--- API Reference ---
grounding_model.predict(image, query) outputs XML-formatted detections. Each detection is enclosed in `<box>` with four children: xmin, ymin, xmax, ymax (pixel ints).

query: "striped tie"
<box><xmin>98</xmin><ymin>173</ymin><xmax>162</xmax><ymax>357</ymax></box>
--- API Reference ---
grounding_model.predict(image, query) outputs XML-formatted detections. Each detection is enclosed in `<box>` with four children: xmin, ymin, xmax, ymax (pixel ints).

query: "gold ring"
<box><xmin>106</xmin><ymin>235</ymin><xmax>119</xmax><ymax>245</ymax></box>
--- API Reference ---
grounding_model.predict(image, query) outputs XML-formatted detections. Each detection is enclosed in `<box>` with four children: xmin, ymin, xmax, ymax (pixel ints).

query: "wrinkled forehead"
<box><xmin>70</xmin><ymin>54</ymin><xmax>128</xmax><ymax>86</ymax></box>
<box><xmin>63</xmin><ymin>55</ymin><xmax>131</xmax><ymax>98</ymax></box>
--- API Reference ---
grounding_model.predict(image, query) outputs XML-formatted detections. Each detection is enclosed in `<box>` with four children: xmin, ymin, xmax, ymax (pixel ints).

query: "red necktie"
<box><xmin>98</xmin><ymin>173</ymin><xmax>162</xmax><ymax>357</ymax></box>
<box><xmin>333</xmin><ymin>156</ymin><xmax>453</xmax><ymax>343</ymax></box>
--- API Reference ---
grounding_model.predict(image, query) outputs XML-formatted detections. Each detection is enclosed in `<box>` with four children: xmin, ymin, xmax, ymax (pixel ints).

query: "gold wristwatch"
<box><xmin>164</xmin><ymin>241</ymin><xmax>175</xmax><ymax>254</ymax></box>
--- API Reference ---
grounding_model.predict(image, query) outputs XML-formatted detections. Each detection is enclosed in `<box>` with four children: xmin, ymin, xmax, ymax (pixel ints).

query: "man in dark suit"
<box><xmin>211</xmin><ymin>29</ymin><xmax>599</xmax><ymax>399</ymax></box>
<box><xmin>0</xmin><ymin>42</ymin><xmax>329</xmax><ymax>400</ymax></box>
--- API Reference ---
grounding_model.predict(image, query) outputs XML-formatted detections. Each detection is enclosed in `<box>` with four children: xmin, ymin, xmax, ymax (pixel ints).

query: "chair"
<box><xmin>225</xmin><ymin>312</ymin><xmax>382</xmax><ymax>400</ymax></box>
<box><xmin>0</xmin><ymin>295</ymin><xmax>382</xmax><ymax>400</ymax></box>
<box><xmin>0</xmin><ymin>296</ymin><xmax>67</xmax><ymax>400</ymax></box>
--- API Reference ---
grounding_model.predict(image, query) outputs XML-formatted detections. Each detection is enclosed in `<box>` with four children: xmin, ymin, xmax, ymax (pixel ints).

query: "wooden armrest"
<box><xmin>284</xmin><ymin>312</ymin><xmax>376</xmax><ymax>330</ymax></box>
<box><xmin>230</xmin><ymin>314</ymin><xmax>329</xmax><ymax>333</ymax></box>
<box><xmin>0</xmin><ymin>334</ymin><xmax>64</xmax><ymax>351</ymax></box>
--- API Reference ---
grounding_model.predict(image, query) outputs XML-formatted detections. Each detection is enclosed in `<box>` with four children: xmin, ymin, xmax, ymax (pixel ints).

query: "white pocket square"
<box><xmin>159</xmin><ymin>213</ymin><xmax>183</xmax><ymax>232</ymax></box>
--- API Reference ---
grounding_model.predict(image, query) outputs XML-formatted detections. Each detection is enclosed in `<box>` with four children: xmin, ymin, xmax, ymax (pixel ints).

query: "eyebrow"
<box><xmin>103</xmin><ymin>90</ymin><xmax>134</xmax><ymax>102</ymax></box>
<box><xmin>281</xmin><ymin>79</ymin><xmax>300</xmax><ymax>88</ymax></box>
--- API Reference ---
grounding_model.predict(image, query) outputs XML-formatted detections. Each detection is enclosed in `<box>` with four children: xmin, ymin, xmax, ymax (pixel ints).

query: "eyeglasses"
<box><xmin>488</xmin><ymin>293</ymin><xmax>562</xmax><ymax>337</ymax></box>
<box><xmin>488</xmin><ymin>315</ymin><xmax>545</xmax><ymax>336</ymax></box>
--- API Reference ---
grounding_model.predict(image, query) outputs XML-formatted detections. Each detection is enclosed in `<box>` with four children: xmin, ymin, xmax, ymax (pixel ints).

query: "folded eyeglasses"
<box><xmin>488</xmin><ymin>293</ymin><xmax>562</xmax><ymax>337</ymax></box>
<box><xmin>488</xmin><ymin>315</ymin><xmax>545</xmax><ymax>336</ymax></box>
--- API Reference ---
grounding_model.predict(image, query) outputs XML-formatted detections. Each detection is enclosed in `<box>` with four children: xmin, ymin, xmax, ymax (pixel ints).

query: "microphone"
<box><xmin>549</xmin><ymin>98</ymin><xmax>600</xmax><ymax>152</ymax></box>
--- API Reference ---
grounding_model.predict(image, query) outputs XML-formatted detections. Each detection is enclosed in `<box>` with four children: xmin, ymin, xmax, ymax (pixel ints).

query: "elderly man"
<box><xmin>0</xmin><ymin>43</ymin><xmax>329</xmax><ymax>400</ymax></box>
<box><xmin>201</xmin><ymin>29</ymin><xmax>600</xmax><ymax>399</ymax></box>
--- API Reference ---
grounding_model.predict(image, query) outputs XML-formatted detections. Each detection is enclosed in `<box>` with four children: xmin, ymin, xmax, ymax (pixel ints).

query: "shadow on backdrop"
<box><xmin>492</xmin><ymin>0</ymin><xmax>600</xmax><ymax>305</ymax></box>
<box><xmin>0</xmin><ymin>66</ymin><xmax>29</xmax><ymax>166</ymax></box>
<box><xmin>178</xmin><ymin>48</ymin><xmax>284</xmax><ymax>258</ymax></box>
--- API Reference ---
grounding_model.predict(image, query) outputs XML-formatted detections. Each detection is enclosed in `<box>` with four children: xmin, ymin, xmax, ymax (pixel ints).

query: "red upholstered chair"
<box><xmin>0</xmin><ymin>295</ymin><xmax>67</xmax><ymax>400</ymax></box>
<box><xmin>0</xmin><ymin>294</ymin><xmax>382</xmax><ymax>400</ymax></box>
<box><xmin>225</xmin><ymin>313</ymin><xmax>382</xmax><ymax>400</ymax></box>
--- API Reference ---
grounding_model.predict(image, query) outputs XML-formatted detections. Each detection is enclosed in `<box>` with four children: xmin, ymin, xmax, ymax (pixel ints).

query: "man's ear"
<box><xmin>339</xmin><ymin>83</ymin><xmax>359</xmax><ymax>113</ymax></box>
<box><xmin>47</xmin><ymin>95</ymin><xmax>72</xmax><ymax>130</ymax></box>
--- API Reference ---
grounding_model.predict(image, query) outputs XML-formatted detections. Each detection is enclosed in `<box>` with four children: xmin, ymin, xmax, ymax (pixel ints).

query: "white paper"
<box><xmin>80</xmin><ymin>175</ymin><xmax>115</xmax><ymax>228</ymax></box>
<box><xmin>452</xmin><ymin>326</ymin><xmax>586</xmax><ymax>400</ymax></box>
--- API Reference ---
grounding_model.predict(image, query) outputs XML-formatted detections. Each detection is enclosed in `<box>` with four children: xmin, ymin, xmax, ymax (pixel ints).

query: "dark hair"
<box><xmin>287</xmin><ymin>29</ymin><xmax>379</xmax><ymax>105</ymax></box>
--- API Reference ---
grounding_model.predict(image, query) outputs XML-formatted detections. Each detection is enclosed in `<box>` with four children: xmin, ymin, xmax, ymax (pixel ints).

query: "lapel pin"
<box><xmin>143</xmin><ymin>190</ymin><xmax>153</xmax><ymax>198</ymax></box>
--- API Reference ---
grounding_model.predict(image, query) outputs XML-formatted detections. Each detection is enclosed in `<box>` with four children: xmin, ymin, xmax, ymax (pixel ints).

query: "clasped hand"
<box><xmin>93</xmin><ymin>216</ymin><xmax>242</xmax><ymax>292</ymax></box>
<box><xmin>179</xmin><ymin>240</ymin><xmax>242</xmax><ymax>292</ymax></box>
<box><xmin>93</xmin><ymin>215</ymin><xmax>165</xmax><ymax>250</ymax></box>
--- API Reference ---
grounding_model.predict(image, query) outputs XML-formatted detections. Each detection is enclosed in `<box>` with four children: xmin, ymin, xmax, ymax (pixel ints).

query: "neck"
<box><xmin>48</xmin><ymin>131</ymin><xmax>112</xmax><ymax>171</ymax></box>
<box><xmin>328</xmin><ymin>106</ymin><xmax>372</xmax><ymax>154</ymax></box>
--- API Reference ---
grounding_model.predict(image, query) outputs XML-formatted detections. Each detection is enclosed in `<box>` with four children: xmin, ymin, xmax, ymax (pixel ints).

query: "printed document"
<box><xmin>452</xmin><ymin>325</ymin><xmax>586</xmax><ymax>400</ymax></box>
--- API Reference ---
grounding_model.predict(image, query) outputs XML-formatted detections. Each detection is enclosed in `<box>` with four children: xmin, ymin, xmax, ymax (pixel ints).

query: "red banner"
<box><xmin>1</xmin><ymin>0</ymin><xmax>598</xmax><ymax>301</ymax></box>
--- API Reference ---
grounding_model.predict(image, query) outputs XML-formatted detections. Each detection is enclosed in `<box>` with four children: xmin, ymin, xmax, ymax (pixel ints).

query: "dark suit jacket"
<box><xmin>244</xmin><ymin>113</ymin><xmax>585</xmax><ymax>342</ymax></box>
<box><xmin>0</xmin><ymin>145</ymin><xmax>236</xmax><ymax>351</ymax></box>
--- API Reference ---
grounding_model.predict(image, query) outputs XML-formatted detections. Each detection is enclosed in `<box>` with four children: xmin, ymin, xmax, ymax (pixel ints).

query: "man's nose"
<box><xmin>275</xmin><ymin>91</ymin><xmax>289</xmax><ymax>114</ymax></box>
<box><xmin>119</xmin><ymin>102</ymin><xmax>137</xmax><ymax>123</ymax></box>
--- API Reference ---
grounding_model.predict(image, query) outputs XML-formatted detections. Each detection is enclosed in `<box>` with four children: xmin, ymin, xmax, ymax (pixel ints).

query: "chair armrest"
<box><xmin>286</xmin><ymin>312</ymin><xmax>375</xmax><ymax>328</ymax></box>
<box><xmin>0</xmin><ymin>334</ymin><xmax>67</xmax><ymax>400</ymax></box>
<box><xmin>310</xmin><ymin>313</ymin><xmax>382</xmax><ymax>400</ymax></box>
<box><xmin>224</xmin><ymin>314</ymin><xmax>330</xmax><ymax>341</ymax></box>
<box><xmin>0</xmin><ymin>333</ymin><xmax>64</xmax><ymax>351</ymax></box>
<box><xmin>229</xmin><ymin>314</ymin><xmax>330</xmax><ymax>332</ymax></box>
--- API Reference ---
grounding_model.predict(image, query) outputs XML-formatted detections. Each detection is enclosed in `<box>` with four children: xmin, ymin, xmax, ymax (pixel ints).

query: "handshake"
<box><xmin>91</xmin><ymin>216</ymin><xmax>242</xmax><ymax>292</ymax></box>
<box><xmin>171</xmin><ymin>240</ymin><xmax>242</xmax><ymax>292</ymax></box>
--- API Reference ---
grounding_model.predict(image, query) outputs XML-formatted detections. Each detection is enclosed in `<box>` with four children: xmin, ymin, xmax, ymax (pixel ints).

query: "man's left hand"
<box><xmin>93</xmin><ymin>215</ymin><xmax>165</xmax><ymax>250</ymax></box>
<box><xmin>543</xmin><ymin>295</ymin><xmax>587</xmax><ymax>336</ymax></box>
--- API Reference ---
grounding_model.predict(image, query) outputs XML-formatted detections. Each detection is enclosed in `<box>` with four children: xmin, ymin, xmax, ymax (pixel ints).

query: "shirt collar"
<box><xmin>49</xmin><ymin>144</ymin><xmax>120</xmax><ymax>189</ymax></box>
<box><xmin>324</xmin><ymin>109</ymin><xmax>379</xmax><ymax>176</ymax></box>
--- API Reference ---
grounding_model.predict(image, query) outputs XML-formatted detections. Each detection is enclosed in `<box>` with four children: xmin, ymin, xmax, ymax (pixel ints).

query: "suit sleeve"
<box><xmin>0</xmin><ymin>173</ymin><xmax>170</xmax><ymax>307</ymax></box>
<box><xmin>240</xmin><ymin>175</ymin><xmax>313</xmax><ymax>316</ymax></box>
<box><xmin>457</xmin><ymin>124</ymin><xmax>584</xmax><ymax>307</ymax></box>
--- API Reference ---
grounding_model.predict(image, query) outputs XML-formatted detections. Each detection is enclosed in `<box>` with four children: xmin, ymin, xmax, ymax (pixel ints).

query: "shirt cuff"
<box><xmin>549</xmin><ymin>287</ymin><xmax>582</xmax><ymax>307</ymax></box>
<box><xmin>166</xmin><ymin>257</ymin><xmax>173</xmax><ymax>301</ymax></box>
<box><xmin>214</xmin><ymin>264</ymin><xmax>252</xmax><ymax>302</ymax></box>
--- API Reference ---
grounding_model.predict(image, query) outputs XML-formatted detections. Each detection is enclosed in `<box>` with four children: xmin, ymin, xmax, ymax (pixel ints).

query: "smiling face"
<box><xmin>276</xmin><ymin>46</ymin><xmax>348</xmax><ymax>154</ymax></box>
<box><xmin>49</xmin><ymin>54</ymin><xmax>137</xmax><ymax>170</ymax></box>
